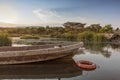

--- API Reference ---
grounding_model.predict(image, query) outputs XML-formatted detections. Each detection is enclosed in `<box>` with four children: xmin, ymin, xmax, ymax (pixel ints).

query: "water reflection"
<box><xmin>72</xmin><ymin>43</ymin><xmax>120</xmax><ymax>80</ymax></box>
<box><xmin>83</xmin><ymin>43</ymin><xmax>114</xmax><ymax>58</ymax></box>
<box><xmin>0</xmin><ymin>56</ymin><xmax>82</xmax><ymax>79</ymax></box>
<box><xmin>110</xmin><ymin>43</ymin><xmax>120</xmax><ymax>49</ymax></box>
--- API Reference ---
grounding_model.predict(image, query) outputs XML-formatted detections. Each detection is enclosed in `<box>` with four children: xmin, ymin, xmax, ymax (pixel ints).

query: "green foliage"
<box><xmin>100</xmin><ymin>24</ymin><xmax>113</xmax><ymax>33</ymax></box>
<box><xmin>50</xmin><ymin>32</ymin><xmax>77</xmax><ymax>41</ymax></box>
<box><xmin>86</xmin><ymin>24</ymin><xmax>102</xmax><ymax>32</ymax></box>
<box><xmin>50</xmin><ymin>32</ymin><xmax>63</xmax><ymax>38</ymax></box>
<box><xmin>63</xmin><ymin>33</ymin><xmax>77</xmax><ymax>41</ymax></box>
<box><xmin>20</xmin><ymin>35</ymin><xmax>40</xmax><ymax>39</ymax></box>
<box><xmin>0</xmin><ymin>33</ymin><xmax>12</xmax><ymax>46</ymax></box>
<box><xmin>0</xmin><ymin>22</ymin><xmax>114</xmax><ymax>43</ymax></box>
<box><xmin>93</xmin><ymin>34</ymin><xmax>108</xmax><ymax>43</ymax></box>
<box><xmin>78</xmin><ymin>31</ymin><xmax>94</xmax><ymax>42</ymax></box>
<box><xmin>78</xmin><ymin>31</ymin><xmax>108</xmax><ymax>43</ymax></box>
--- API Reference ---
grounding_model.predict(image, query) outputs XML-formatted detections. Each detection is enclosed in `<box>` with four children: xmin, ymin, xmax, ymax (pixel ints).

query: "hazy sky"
<box><xmin>0</xmin><ymin>0</ymin><xmax>120</xmax><ymax>28</ymax></box>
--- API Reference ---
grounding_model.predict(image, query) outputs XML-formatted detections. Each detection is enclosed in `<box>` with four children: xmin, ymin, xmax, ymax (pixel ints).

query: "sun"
<box><xmin>0</xmin><ymin>5</ymin><xmax>18</xmax><ymax>23</ymax></box>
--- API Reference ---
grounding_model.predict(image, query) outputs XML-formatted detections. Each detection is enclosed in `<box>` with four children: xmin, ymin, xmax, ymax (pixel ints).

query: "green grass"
<box><xmin>77</xmin><ymin>31</ymin><xmax>108</xmax><ymax>43</ymax></box>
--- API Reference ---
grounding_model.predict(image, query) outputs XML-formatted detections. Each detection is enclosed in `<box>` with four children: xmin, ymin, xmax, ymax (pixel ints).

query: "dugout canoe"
<box><xmin>0</xmin><ymin>42</ymin><xmax>83</xmax><ymax>64</ymax></box>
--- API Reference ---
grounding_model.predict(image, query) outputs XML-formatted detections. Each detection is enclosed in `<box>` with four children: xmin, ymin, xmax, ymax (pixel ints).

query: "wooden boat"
<box><xmin>0</xmin><ymin>42</ymin><xmax>83</xmax><ymax>64</ymax></box>
<box><xmin>0</xmin><ymin>56</ymin><xmax>82</xmax><ymax>79</ymax></box>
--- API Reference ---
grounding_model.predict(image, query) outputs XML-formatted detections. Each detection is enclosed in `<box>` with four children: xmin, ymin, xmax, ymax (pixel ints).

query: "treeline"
<box><xmin>0</xmin><ymin>26</ymin><xmax>64</xmax><ymax>36</ymax></box>
<box><xmin>0</xmin><ymin>22</ymin><xmax>119</xmax><ymax>42</ymax></box>
<box><xmin>0</xmin><ymin>22</ymin><xmax>119</xmax><ymax>35</ymax></box>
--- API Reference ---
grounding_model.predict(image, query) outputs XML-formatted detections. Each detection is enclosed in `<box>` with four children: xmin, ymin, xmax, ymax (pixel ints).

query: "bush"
<box><xmin>93</xmin><ymin>34</ymin><xmax>108</xmax><ymax>43</ymax></box>
<box><xmin>50</xmin><ymin>32</ymin><xmax>77</xmax><ymax>41</ymax></box>
<box><xmin>78</xmin><ymin>31</ymin><xmax>108</xmax><ymax>43</ymax></box>
<box><xmin>0</xmin><ymin>33</ymin><xmax>12</xmax><ymax>46</ymax></box>
<box><xmin>20</xmin><ymin>35</ymin><xmax>40</xmax><ymax>39</ymax></box>
<box><xmin>63</xmin><ymin>33</ymin><xmax>77</xmax><ymax>41</ymax></box>
<box><xmin>78</xmin><ymin>31</ymin><xmax>94</xmax><ymax>42</ymax></box>
<box><xmin>50</xmin><ymin>32</ymin><xmax>63</xmax><ymax>38</ymax></box>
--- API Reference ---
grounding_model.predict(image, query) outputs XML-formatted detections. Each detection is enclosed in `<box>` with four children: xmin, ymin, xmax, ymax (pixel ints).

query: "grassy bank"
<box><xmin>50</xmin><ymin>31</ymin><xmax>109</xmax><ymax>42</ymax></box>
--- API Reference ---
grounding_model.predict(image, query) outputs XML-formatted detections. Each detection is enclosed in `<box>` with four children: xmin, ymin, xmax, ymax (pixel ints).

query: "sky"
<box><xmin>0</xmin><ymin>0</ymin><xmax>120</xmax><ymax>28</ymax></box>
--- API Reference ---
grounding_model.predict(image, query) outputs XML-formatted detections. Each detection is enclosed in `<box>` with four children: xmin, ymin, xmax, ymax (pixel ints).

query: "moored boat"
<box><xmin>0</xmin><ymin>42</ymin><xmax>83</xmax><ymax>64</ymax></box>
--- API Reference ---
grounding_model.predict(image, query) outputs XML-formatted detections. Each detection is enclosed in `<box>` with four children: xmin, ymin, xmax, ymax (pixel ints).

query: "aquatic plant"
<box><xmin>78</xmin><ymin>31</ymin><xmax>108</xmax><ymax>43</ymax></box>
<box><xmin>77</xmin><ymin>31</ymin><xmax>94</xmax><ymax>42</ymax></box>
<box><xmin>93</xmin><ymin>34</ymin><xmax>108</xmax><ymax>43</ymax></box>
<box><xmin>0</xmin><ymin>33</ymin><xmax>12</xmax><ymax>46</ymax></box>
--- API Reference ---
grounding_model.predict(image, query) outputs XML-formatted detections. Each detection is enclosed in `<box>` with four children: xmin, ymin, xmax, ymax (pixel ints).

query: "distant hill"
<box><xmin>0</xmin><ymin>22</ymin><xmax>17</xmax><ymax>27</ymax></box>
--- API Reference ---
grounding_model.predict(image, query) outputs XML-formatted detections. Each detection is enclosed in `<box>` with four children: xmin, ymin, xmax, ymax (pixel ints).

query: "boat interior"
<box><xmin>0</xmin><ymin>42</ymin><xmax>76</xmax><ymax>52</ymax></box>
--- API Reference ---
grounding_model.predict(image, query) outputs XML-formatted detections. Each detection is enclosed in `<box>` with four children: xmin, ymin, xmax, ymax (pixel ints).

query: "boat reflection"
<box><xmin>0</xmin><ymin>55</ymin><xmax>82</xmax><ymax>79</ymax></box>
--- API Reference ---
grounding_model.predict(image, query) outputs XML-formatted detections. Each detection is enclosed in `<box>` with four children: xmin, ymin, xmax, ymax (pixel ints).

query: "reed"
<box><xmin>0</xmin><ymin>33</ymin><xmax>12</xmax><ymax>46</ymax></box>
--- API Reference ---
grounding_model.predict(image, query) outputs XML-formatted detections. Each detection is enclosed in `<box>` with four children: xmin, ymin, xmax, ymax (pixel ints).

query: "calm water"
<box><xmin>0</xmin><ymin>43</ymin><xmax>120</xmax><ymax>80</ymax></box>
<box><xmin>72</xmin><ymin>43</ymin><xmax>120</xmax><ymax>80</ymax></box>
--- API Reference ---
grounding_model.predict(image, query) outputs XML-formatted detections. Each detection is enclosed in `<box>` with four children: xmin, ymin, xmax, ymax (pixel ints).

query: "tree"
<box><xmin>63</xmin><ymin>22</ymin><xmax>86</xmax><ymax>29</ymax></box>
<box><xmin>63</xmin><ymin>22</ymin><xmax>86</xmax><ymax>33</ymax></box>
<box><xmin>100</xmin><ymin>24</ymin><xmax>113</xmax><ymax>33</ymax></box>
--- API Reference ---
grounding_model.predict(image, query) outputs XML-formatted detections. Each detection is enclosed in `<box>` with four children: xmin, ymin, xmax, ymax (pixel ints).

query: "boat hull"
<box><xmin>0</xmin><ymin>42</ymin><xmax>83</xmax><ymax>64</ymax></box>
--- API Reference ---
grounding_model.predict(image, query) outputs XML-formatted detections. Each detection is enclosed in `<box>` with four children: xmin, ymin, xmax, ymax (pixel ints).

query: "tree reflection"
<box><xmin>84</xmin><ymin>43</ymin><xmax>111</xmax><ymax>58</ymax></box>
<box><xmin>110</xmin><ymin>43</ymin><xmax>120</xmax><ymax>49</ymax></box>
<box><xmin>101</xmin><ymin>50</ymin><xmax>111</xmax><ymax>58</ymax></box>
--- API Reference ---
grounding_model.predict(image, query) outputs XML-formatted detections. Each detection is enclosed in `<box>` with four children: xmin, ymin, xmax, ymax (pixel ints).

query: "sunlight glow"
<box><xmin>0</xmin><ymin>5</ymin><xmax>18</xmax><ymax>23</ymax></box>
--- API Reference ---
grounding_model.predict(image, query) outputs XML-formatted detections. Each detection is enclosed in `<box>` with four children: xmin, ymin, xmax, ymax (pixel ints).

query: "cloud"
<box><xmin>33</xmin><ymin>9</ymin><xmax>65</xmax><ymax>24</ymax></box>
<box><xmin>33</xmin><ymin>8</ymin><xmax>87</xmax><ymax>26</ymax></box>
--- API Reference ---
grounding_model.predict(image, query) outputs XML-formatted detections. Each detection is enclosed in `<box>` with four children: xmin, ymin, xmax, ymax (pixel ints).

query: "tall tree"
<box><xmin>63</xmin><ymin>22</ymin><xmax>86</xmax><ymax>29</ymax></box>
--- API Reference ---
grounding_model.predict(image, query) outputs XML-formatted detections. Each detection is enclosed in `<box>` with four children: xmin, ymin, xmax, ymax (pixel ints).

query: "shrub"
<box><xmin>78</xmin><ymin>31</ymin><xmax>108</xmax><ymax>43</ymax></box>
<box><xmin>50</xmin><ymin>32</ymin><xmax>77</xmax><ymax>41</ymax></box>
<box><xmin>93</xmin><ymin>34</ymin><xmax>108</xmax><ymax>43</ymax></box>
<box><xmin>0</xmin><ymin>33</ymin><xmax>12</xmax><ymax>46</ymax></box>
<box><xmin>50</xmin><ymin>32</ymin><xmax>63</xmax><ymax>38</ymax></box>
<box><xmin>63</xmin><ymin>33</ymin><xmax>77</xmax><ymax>41</ymax></box>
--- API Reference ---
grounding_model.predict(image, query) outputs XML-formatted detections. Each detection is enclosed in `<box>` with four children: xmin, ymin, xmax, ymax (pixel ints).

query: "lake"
<box><xmin>1</xmin><ymin>40</ymin><xmax>120</xmax><ymax>80</ymax></box>
<box><xmin>72</xmin><ymin>43</ymin><xmax>120</xmax><ymax>80</ymax></box>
